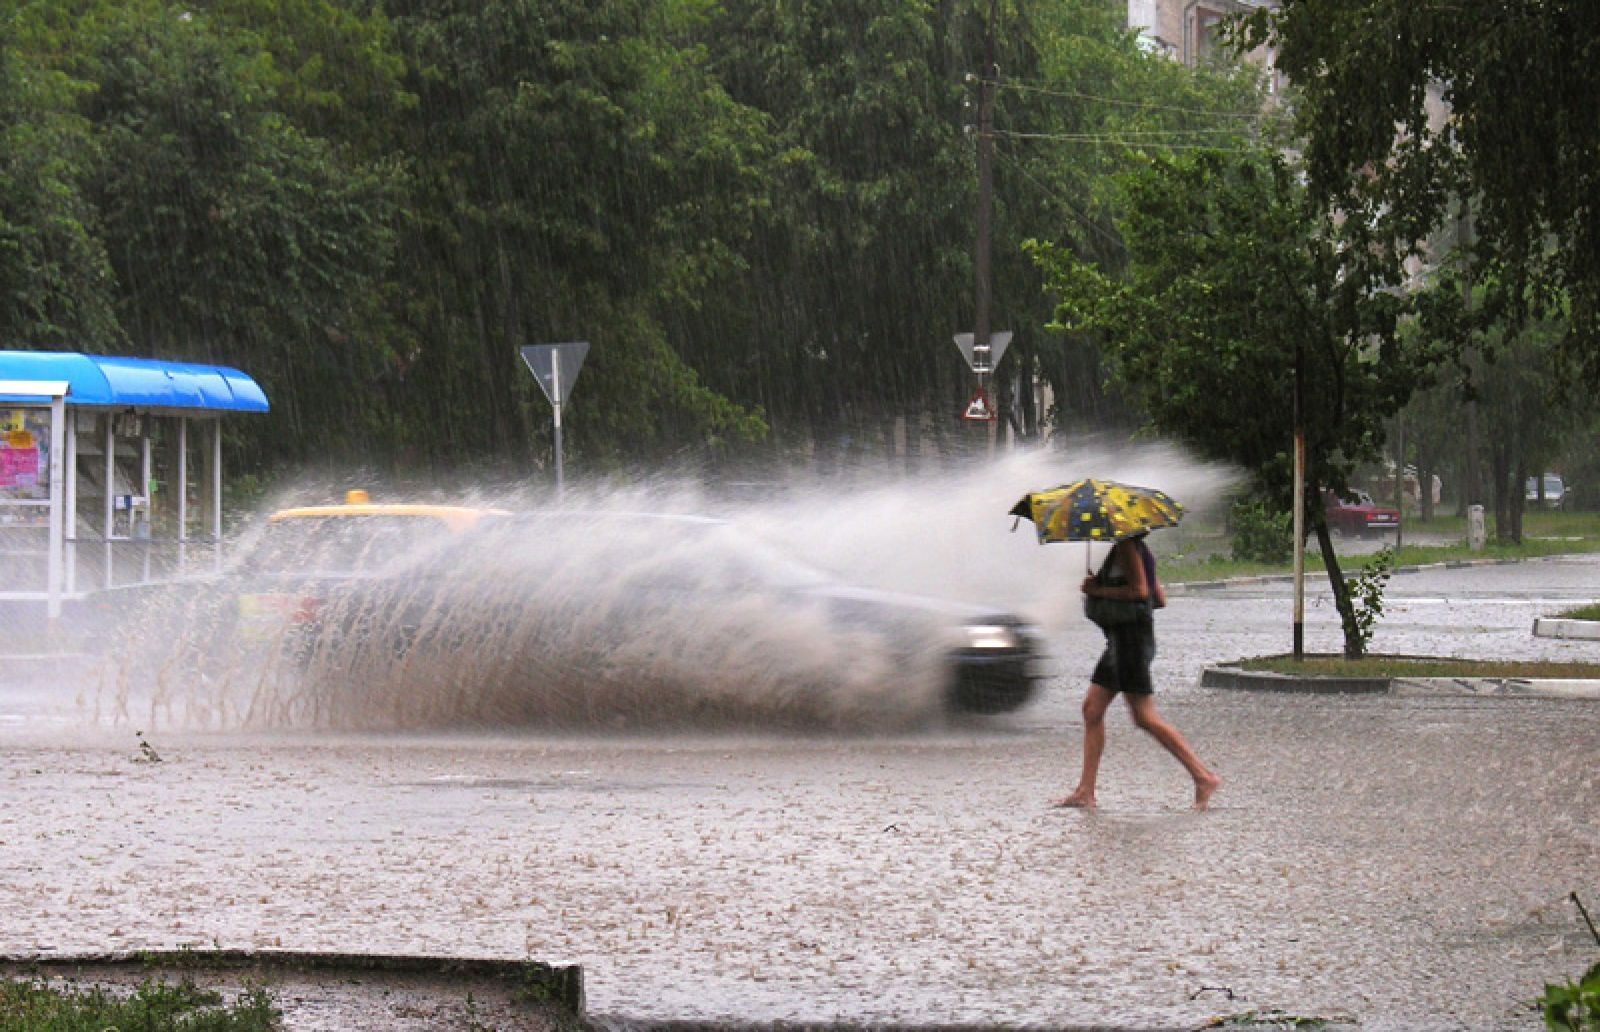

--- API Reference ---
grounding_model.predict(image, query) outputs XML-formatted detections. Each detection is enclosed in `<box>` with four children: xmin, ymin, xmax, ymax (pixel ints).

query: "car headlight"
<box><xmin>964</xmin><ymin>623</ymin><xmax>1021</xmax><ymax>650</ymax></box>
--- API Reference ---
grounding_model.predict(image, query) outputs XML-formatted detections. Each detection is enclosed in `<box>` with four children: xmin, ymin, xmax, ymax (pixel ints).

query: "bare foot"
<box><xmin>1051</xmin><ymin>791</ymin><xmax>1096</xmax><ymax>809</ymax></box>
<box><xmin>1192</xmin><ymin>772</ymin><xmax>1221</xmax><ymax>811</ymax></box>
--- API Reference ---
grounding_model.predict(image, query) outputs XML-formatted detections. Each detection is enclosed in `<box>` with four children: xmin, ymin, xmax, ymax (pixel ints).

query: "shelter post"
<box><xmin>209</xmin><ymin>419</ymin><xmax>223</xmax><ymax>568</ymax></box>
<box><xmin>176</xmin><ymin>417</ymin><xmax>188</xmax><ymax>569</ymax></box>
<box><xmin>45</xmin><ymin>394</ymin><xmax>65</xmax><ymax>619</ymax></box>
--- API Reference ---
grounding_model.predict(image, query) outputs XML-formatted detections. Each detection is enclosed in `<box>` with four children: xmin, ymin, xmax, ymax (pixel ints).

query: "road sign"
<box><xmin>953</xmin><ymin>331</ymin><xmax>1012</xmax><ymax>374</ymax></box>
<box><xmin>520</xmin><ymin>342</ymin><xmax>589</xmax><ymax>407</ymax></box>
<box><xmin>519</xmin><ymin>342</ymin><xmax>590</xmax><ymax>497</ymax></box>
<box><xmin>961</xmin><ymin>388</ymin><xmax>996</xmax><ymax>422</ymax></box>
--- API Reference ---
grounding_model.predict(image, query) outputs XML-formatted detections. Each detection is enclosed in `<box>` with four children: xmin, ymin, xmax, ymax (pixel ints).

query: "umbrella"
<box><xmin>1008</xmin><ymin>478</ymin><xmax>1184</xmax><ymax>567</ymax></box>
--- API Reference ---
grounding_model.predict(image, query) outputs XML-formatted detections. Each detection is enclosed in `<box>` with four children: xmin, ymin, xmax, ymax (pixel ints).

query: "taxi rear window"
<box><xmin>242</xmin><ymin>516</ymin><xmax>454</xmax><ymax>575</ymax></box>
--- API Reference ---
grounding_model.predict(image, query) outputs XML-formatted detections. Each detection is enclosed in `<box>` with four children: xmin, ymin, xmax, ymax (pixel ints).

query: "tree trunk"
<box><xmin>1490</xmin><ymin>438</ymin><xmax>1517</xmax><ymax>543</ymax></box>
<box><xmin>1310</xmin><ymin>502</ymin><xmax>1363</xmax><ymax>658</ymax></box>
<box><xmin>1510</xmin><ymin>462</ymin><xmax>1528</xmax><ymax>543</ymax></box>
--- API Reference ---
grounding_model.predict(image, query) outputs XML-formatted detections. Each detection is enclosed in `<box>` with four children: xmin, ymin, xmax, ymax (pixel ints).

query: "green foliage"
<box><xmin>1240</xmin><ymin>1</ymin><xmax>1600</xmax><ymax>383</ymax></box>
<box><xmin>0</xmin><ymin>19</ymin><xmax>119</xmax><ymax>347</ymax></box>
<box><xmin>1032</xmin><ymin>148</ymin><xmax>1422</xmax><ymax>656</ymax></box>
<box><xmin>1537</xmin><ymin>961</ymin><xmax>1600</xmax><ymax>1032</ymax></box>
<box><xmin>1343</xmin><ymin>546</ymin><xmax>1395</xmax><ymax>654</ymax></box>
<box><xmin>0</xmin><ymin>0</ymin><xmax>1289</xmax><ymax>476</ymax></box>
<box><xmin>0</xmin><ymin>976</ymin><xmax>279</xmax><ymax>1030</ymax></box>
<box><xmin>1032</xmin><ymin>150</ymin><xmax>1415</xmax><ymax>488</ymax></box>
<box><xmin>1228</xmin><ymin>498</ymin><xmax>1291</xmax><ymax>564</ymax></box>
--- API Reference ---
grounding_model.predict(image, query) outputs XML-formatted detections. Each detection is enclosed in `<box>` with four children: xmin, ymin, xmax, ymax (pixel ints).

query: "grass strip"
<box><xmin>0</xmin><ymin>976</ymin><xmax>279</xmax><ymax>1030</ymax></box>
<box><xmin>1238</xmin><ymin>656</ymin><xmax>1600</xmax><ymax>679</ymax></box>
<box><xmin>1163</xmin><ymin>511</ymin><xmax>1600</xmax><ymax>585</ymax></box>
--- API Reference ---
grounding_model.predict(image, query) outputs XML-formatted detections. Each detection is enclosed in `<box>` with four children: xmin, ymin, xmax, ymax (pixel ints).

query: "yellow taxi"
<box><xmin>236</xmin><ymin>490</ymin><xmax>506</xmax><ymax>643</ymax></box>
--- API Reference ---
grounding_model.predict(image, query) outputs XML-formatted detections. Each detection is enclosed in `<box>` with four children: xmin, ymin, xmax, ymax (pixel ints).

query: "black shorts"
<box><xmin>1091</xmin><ymin>620</ymin><xmax>1156</xmax><ymax>695</ymax></box>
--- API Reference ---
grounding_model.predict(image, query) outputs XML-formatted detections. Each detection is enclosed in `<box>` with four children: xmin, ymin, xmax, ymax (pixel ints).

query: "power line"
<box><xmin>999</xmin><ymin>126</ymin><xmax>1261</xmax><ymax>139</ymax></box>
<box><xmin>991</xmin><ymin>128</ymin><xmax>1264</xmax><ymax>151</ymax></box>
<box><xmin>998</xmin><ymin>78</ymin><xmax>1291</xmax><ymax>123</ymax></box>
<box><xmin>993</xmin><ymin>149</ymin><xmax>1125</xmax><ymax>253</ymax></box>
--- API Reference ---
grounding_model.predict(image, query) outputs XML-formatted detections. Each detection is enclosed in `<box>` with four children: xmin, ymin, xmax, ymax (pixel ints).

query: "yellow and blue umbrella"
<box><xmin>1008</xmin><ymin>478</ymin><xmax>1184</xmax><ymax>545</ymax></box>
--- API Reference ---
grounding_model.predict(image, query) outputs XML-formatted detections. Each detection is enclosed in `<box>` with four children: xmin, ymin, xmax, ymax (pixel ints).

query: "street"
<box><xmin>1</xmin><ymin>556</ymin><xmax>1596</xmax><ymax>1030</ymax></box>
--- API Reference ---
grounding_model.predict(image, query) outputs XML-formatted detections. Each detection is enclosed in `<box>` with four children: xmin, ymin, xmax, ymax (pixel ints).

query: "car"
<box><xmin>1525</xmin><ymin>474</ymin><xmax>1566</xmax><ymax>509</ymax></box>
<box><xmin>127</xmin><ymin>503</ymin><xmax>1042</xmax><ymax>729</ymax></box>
<box><xmin>103</xmin><ymin>491</ymin><xmax>505</xmax><ymax>709</ymax></box>
<box><xmin>376</xmin><ymin>511</ymin><xmax>1045</xmax><ymax>725</ymax></box>
<box><xmin>228</xmin><ymin>490</ymin><xmax>506</xmax><ymax>653</ymax></box>
<box><xmin>1322</xmin><ymin>488</ymin><xmax>1401</xmax><ymax>540</ymax></box>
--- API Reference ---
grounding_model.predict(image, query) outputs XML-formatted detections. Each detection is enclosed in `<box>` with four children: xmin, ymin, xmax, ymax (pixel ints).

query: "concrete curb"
<box><xmin>1200</xmin><ymin>665</ymin><xmax>1389</xmax><ymax>694</ymax></box>
<box><xmin>1533</xmin><ymin>617</ymin><xmax>1600</xmax><ymax>640</ymax></box>
<box><xmin>1202</xmin><ymin>662</ymin><xmax>1600</xmax><ymax>700</ymax></box>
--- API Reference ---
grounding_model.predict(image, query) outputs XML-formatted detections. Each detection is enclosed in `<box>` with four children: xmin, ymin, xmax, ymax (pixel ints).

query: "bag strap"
<box><xmin>1136</xmin><ymin>538</ymin><xmax>1157</xmax><ymax>588</ymax></box>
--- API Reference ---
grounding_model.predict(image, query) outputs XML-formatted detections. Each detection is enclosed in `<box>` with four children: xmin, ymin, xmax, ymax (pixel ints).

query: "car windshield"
<box><xmin>456</xmin><ymin>513</ymin><xmax>831</xmax><ymax>593</ymax></box>
<box><xmin>239</xmin><ymin>515</ymin><xmax>457</xmax><ymax>576</ymax></box>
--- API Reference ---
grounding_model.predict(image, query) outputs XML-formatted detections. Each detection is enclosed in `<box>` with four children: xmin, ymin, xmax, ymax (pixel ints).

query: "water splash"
<box><xmin>97</xmin><ymin>440</ymin><xmax>1238</xmax><ymax>732</ymax></box>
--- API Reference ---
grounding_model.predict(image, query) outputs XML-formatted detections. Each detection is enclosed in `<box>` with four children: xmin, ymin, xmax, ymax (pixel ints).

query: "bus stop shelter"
<box><xmin>0</xmin><ymin>350</ymin><xmax>268</xmax><ymax>619</ymax></box>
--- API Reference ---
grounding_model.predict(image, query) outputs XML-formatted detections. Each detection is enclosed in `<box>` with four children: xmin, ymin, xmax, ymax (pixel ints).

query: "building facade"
<box><xmin>1129</xmin><ymin>0</ymin><xmax>1281</xmax><ymax>92</ymax></box>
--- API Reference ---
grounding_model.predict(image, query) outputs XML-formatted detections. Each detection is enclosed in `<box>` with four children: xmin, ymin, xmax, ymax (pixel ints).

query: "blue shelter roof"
<box><xmin>0</xmin><ymin>350</ymin><xmax>268</xmax><ymax>413</ymax></box>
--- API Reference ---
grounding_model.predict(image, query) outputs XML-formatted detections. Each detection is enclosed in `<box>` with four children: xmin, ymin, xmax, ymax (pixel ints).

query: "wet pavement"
<box><xmin>1</xmin><ymin>555</ymin><xmax>1597</xmax><ymax>1030</ymax></box>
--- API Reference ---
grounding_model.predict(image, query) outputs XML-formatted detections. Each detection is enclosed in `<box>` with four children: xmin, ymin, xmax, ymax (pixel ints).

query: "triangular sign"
<box><xmin>962</xmin><ymin>388</ymin><xmax>997</xmax><ymax>422</ymax></box>
<box><xmin>520</xmin><ymin>342</ymin><xmax>589</xmax><ymax>406</ymax></box>
<box><xmin>953</xmin><ymin>331</ymin><xmax>1013</xmax><ymax>373</ymax></box>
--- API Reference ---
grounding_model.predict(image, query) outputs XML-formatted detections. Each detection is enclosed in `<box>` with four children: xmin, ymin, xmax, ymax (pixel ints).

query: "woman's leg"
<box><xmin>1124</xmin><ymin>693</ymin><xmax>1221</xmax><ymax>810</ymax></box>
<box><xmin>1054</xmin><ymin>682</ymin><xmax>1116</xmax><ymax>808</ymax></box>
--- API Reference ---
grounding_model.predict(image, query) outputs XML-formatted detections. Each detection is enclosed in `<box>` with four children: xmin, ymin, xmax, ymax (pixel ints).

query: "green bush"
<box><xmin>1345</xmin><ymin>546</ymin><xmax>1395</xmax><ymax>654</ymax></box>
<box><xmin>1229</xmin><ymin>498</ymin><xmax>1292</xmax><ymax>564</ymax></box>
<box><xmin>1538</xmin><ymin>960</ymin><xmax>1600</xmax><ymax>1031</ymax></box>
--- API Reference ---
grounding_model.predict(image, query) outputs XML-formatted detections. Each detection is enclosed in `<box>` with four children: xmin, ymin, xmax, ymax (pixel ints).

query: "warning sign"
<box><xmin>961</xmin><ymin>389</ymin><xmax>996</xmax><ymax>422</ymax></box>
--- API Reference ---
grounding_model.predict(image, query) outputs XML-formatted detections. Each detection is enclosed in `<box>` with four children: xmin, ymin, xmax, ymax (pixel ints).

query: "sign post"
<box><xmin>519</xmin><ymin>342</ymin><xmax>589</xmax><ymax>497</ymax></box>
<box><xmin>954</xmin><ymin>331</ymin><xmax>1010</xmax><ymax>432</ymax></box>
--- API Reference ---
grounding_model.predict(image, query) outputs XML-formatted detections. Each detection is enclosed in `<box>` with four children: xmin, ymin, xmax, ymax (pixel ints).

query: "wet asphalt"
<box><xmin>0</xmin><ymin>554</ymin><xmax>1596</xmax><ymax>1030</ymax></box>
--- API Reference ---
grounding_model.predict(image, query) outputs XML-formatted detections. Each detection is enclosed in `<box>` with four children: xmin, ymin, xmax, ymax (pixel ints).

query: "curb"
<box><xmin>1200</xmin><ymin>665</ymin><xmax>1389</xmax><ymax>694</ymax></box>
<box><xmin>1533</xmin><ymin>617</ymin><xmax>1600</xmax><ymax>641</ymax></box>
<box><xmin>0</xmin><ymin>652</ymin><xmax>98</xmax><ymax>681</ymax></box>
<box><xmin>1202</xmin><ymin>663</ymin><xmax>1600</xmax><ymax>700</ymax></box>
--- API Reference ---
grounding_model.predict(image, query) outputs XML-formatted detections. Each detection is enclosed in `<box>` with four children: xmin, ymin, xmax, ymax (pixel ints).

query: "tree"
<box><xmin>1239</xmin><ymin>1</ymin><xmax>1600</xmax><ymax>378</ymax></box>
<box><xmin>0</xmin><ymin>17</ymin><xmax>119</xmax><ymax>347</ymax></box>
<box><xmin>1467</xmin><ymin>317</ymin><xmax>1575</xmax><ymax>543</ymax></box>
<box><xmin>384</xmin><ymin>0</ymin><xmax>771</xmax><ymax>472</ymax></box>
<box><xmin>1031</xmin><ymin>151</ymin><xmax>1420</xmax><ymax>657</ymax></box>
<box><xmin>695</xmin><ymin>0</ymin><xmax>1270</xmax><ymax>454</ymax></box>
<box><xmin>74</xmin><ymin>2</ymin><xmax>402</xmax><ymax>466</ymax></box>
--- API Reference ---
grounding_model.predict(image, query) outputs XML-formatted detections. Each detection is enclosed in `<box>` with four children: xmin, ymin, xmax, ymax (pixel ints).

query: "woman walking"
<box><xmin>1054</xmin><ymin>531</ymin><xmax>1220</xmax><ymax>811</ymax></box>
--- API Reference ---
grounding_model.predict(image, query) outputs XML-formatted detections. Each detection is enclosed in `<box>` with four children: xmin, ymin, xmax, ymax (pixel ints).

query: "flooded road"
<box><xmin>2</xmin><ymin>556</ymin><xmax>1596</xmax><ymax>1029</ymax></box>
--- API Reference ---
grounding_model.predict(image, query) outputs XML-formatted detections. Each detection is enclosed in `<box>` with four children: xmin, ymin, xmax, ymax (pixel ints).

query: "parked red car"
<box><xmin>1322</xmin><ymin>489</ymin><xmax>1401</xmax><ymax>539</ymax></box>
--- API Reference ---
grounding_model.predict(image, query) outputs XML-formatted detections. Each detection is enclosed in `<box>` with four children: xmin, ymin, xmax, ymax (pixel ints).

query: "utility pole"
<box><xmin>1459</xmin><ymin>209</ymin><xmax>1479</xmax><ymax>515</ymax></box>
<box><xmin>1292</xmin><ymin>336</ymin><xmax>1305</xmax><ymax>660</ymax></box>
<box><xmin>972</xmin><ymin>0</ymin><xmax>998</xmax><ymax>452</ymax></box>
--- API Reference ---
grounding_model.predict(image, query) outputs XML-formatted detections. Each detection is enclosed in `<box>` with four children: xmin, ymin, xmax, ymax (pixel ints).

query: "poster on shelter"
<box><xmin>0</xmin><ymin>408</ymin><xmax>50</xmax><ymax>501</ymax></box>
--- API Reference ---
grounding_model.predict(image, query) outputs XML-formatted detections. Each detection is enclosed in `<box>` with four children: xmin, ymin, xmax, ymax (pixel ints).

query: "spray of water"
<box><xmin>96</xmin><ymin>440</ymin><xmax>1238</xmax><ymax>733</ymax></box>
